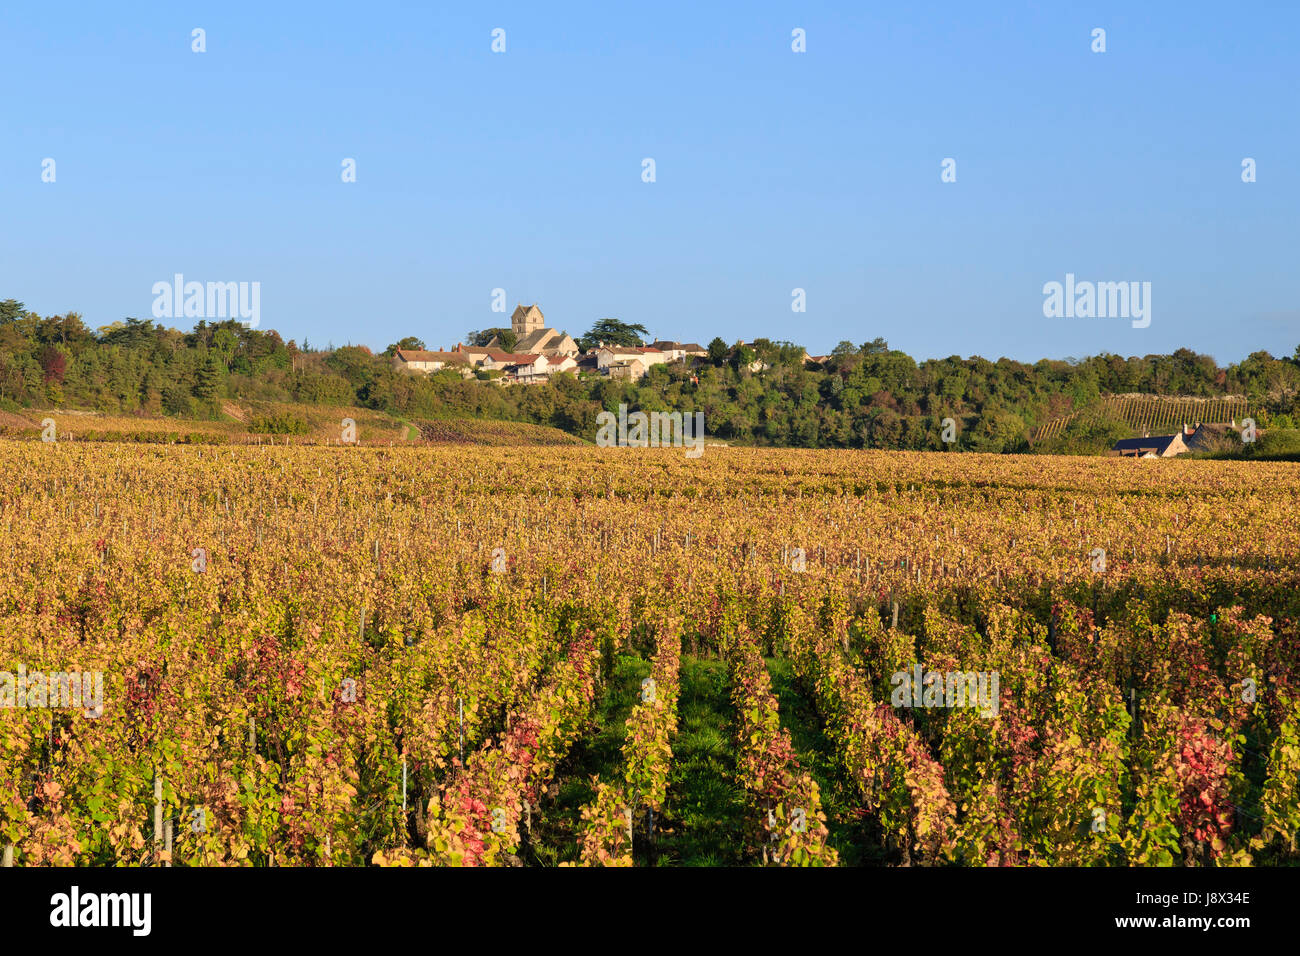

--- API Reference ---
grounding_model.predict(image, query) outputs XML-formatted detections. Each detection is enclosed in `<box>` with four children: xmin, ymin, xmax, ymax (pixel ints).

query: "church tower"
<box><xmin>511</xmin><ymin>304</ymin><xmax>545</xmax><ymax>337</ymax></box>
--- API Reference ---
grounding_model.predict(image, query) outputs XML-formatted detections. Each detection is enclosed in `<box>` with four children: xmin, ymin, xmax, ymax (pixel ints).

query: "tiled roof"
<box><xmin>464</xmin><ymin>348</ymin><xmax>535</xmax><ymax>362</ymax></box>
<box><xmin>395</xmin><ymin>349</ymin><xmax>471</xmax><ymax>364</ymax></box>
<box><xmin>599</xmin><ymin>345</ymin><xmax>662</xmax><ymax>355</ymax></box>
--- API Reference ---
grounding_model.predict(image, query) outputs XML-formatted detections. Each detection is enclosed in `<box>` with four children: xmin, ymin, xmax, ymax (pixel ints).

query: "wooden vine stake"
<box><xmin>153</xmin><ymin>774</ymin><xmax>163</xmax><ymax>861</ymax></box>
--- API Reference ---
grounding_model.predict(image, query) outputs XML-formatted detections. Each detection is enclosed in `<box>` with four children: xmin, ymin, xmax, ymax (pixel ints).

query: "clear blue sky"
<box><xmin>2</xmin><ymin>1</ymin><xmax>1296</xmax><ymax>363</ymax></box>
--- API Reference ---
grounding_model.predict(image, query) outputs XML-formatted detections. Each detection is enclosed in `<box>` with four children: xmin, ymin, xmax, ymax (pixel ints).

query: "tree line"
<box><xmin>3</xmin><ymin>298</ymin><xmax>1299</xmax><ymax>453</ymax></box>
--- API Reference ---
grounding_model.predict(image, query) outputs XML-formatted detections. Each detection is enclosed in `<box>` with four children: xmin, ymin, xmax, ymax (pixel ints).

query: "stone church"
<box><xmin>498</xmin><ymin>304</ymin><xmax>579</xmax><ymax>357</ymax></box>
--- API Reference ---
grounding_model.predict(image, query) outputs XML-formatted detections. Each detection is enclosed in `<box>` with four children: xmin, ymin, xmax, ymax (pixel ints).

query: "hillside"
<box><xmin>413</xmin><ymin>418</ymin><xmax>587</xmax><ymax>446</ymax></box>
<box><xmin>4</xmin><ymin>302</ymin><xmax>1299</xmax><ymax>453</ymax></box>
<box><xmin>0</xmin><ymin>404</ymin><xmax>582</xmax><ymax>447</ymax></box>
<box><xmin>1030</xmin><ymin>394</ymin><xmax>1255</xmax><ymax>446</ymax></box>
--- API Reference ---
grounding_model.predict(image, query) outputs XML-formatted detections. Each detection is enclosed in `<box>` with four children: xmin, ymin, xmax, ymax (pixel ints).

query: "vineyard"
<box><xmin>0</xmin><ymin>406</ymin><xmax>584</xmax><ymax>449</ymax></box>
<box><xmin>1030</xmin><ymin>395</ymin><xmax>1254</xmax><ymax>445</ymax></box>
<box><xmin>1</xmin><ymin>442</ymin><xmax>1298</xmax><ymax>867</ymax></box>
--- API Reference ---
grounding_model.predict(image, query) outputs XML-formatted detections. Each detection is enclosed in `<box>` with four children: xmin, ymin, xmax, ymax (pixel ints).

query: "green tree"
<box><xmin>707</xmin><ymin>337</ymin><xmax>729</xmax><ymax>366</ymax></box>
<box><xmin>0</xmin><ymin>300</ymin><xmax>26</xmax><ymax>324</ymax></box>
<box><xmin>193</xmin><ymin>355</ymin><xmax>221</xmax><ymax>403</ymax></box>
<box><xmin>968</xmin><ymin>407</ymin><xmax>1027</xmax><ymax>453</ymax></box>
<box><xmin>578</xmin><ymin>318</ymin><xmax>648</xmax><ymax>351</ymax></box>
<box><xmin>384</xmin><ymin>336</ymin><xmax>427</xmax><ymax>356</ymax></box>
<box><xmin>731</xmin><ymin>345</ymin><xmax>757</xmax><ymax>373</ymax></box>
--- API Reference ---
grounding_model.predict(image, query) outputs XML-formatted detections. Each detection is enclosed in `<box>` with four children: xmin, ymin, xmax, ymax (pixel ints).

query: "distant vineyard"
<box><xmin>1031</xmin><ymin>395</ymin><xmax>1253</xmax><ymax>444</ymax></box>
<box><xmin>0</xmin><ymin>404</ymin><xmax>408</xmax><ymax>445</ymax></box>
<box><xmin>0</xmin><ymin>407</ymin><xmax>586</xmax><ymax>447</ymax></box>
<box><xmin>413</xmin><ymin>418</ymin><xmax>587</xmax><ymax>446</ymax></box>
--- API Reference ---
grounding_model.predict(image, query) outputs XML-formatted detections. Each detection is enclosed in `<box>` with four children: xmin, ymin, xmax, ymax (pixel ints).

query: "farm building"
<box><xmin>1110</xmin><ymin>430</ymin><xmax>1191</xmax><ymax>458</ymax></box>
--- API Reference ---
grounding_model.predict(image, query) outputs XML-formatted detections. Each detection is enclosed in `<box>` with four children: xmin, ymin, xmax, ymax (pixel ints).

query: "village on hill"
<box><xmin>390</xmin><ymin>303</ymin><xmax>828</xmax><ymax>385</ymax></box>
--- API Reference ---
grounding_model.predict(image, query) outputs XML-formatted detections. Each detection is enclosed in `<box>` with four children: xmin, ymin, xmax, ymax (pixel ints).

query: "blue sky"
<box><xmin>2</xmin><ymin>1</ymin><xmax>1296</xmax><ymax>363</ymax></box>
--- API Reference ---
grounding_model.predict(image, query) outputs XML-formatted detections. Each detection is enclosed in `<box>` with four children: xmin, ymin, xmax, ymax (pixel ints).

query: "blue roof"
<box><xmin>1111</xmin><ymin>435</ymin><xmax>1179</xmax><ymax>453</ymax></box>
